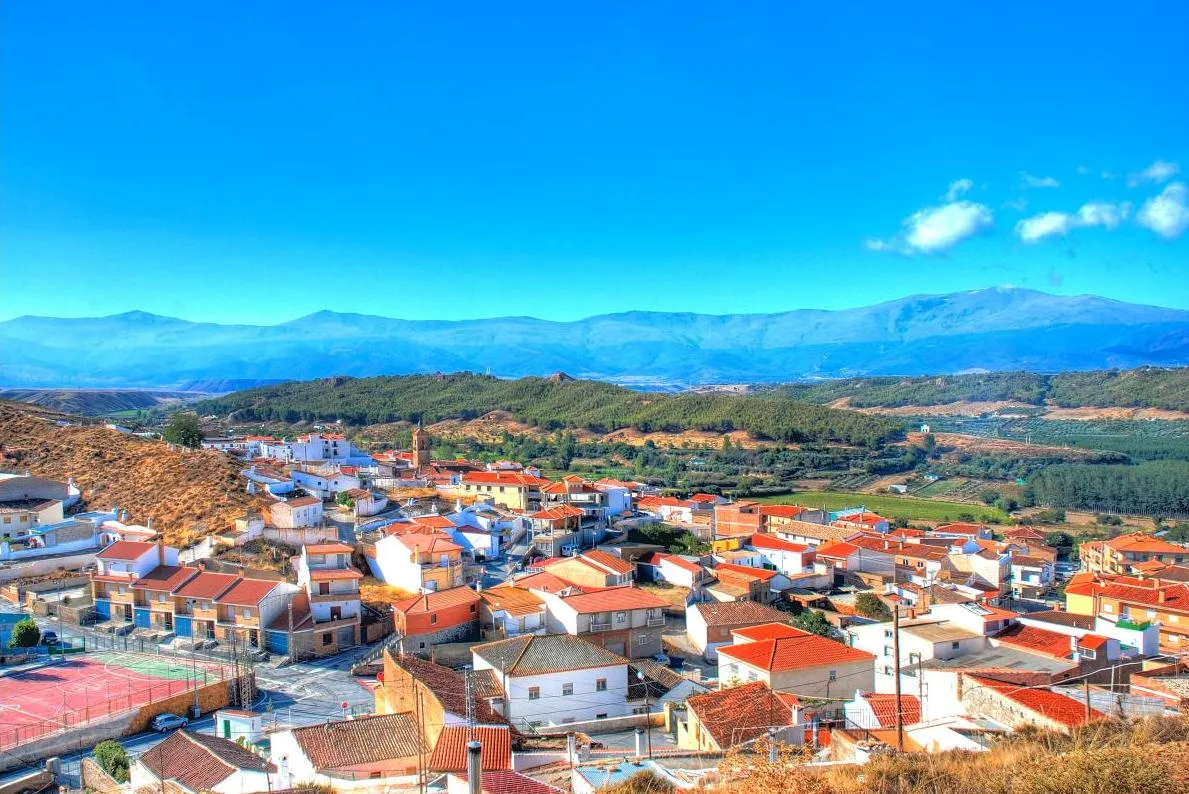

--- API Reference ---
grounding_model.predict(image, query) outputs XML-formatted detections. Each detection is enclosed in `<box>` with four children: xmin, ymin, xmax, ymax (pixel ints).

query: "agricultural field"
<box><xmin>756</xmin><ymin>490</ymin><xmax>1010</xmax><ymax>524</ymax></box>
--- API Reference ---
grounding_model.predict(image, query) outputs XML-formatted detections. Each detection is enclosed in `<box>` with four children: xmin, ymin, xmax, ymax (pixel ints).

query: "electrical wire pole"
<box><xmin>892</xmin><ymin>603</ymin><xmax>905</xmax><ymax>752</ymax></box>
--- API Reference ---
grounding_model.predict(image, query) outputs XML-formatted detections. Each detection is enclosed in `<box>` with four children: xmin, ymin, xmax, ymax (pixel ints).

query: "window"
<box><xmin>1103</xmin><ymin>604</ymin><xmax>1114</xmax><ymax>613</ymax></box>
<box><xmin>828</xmin><ymin>670</ymin><xmax>837</xmax><ymax>681</ymax></box>
<box><xmin>1080</xmin><ymin>648</ymin><xmax>1096</xmax><ymax>659</ymax></box>
<box><xmin>596</xmin><ymin>678</ymin><xmax>607</xmax><ymax>692</ymax></box>
<box><xmin>884</xmin><ymin>629</ymin><xmax>893</xmax><ymax>639</ymax></box>
<box><xmin>883</xmin><ymin>645</ymin><xmax>894</xmax><ymax>656</ymax></box>
<box><xmin>321</xmin><ymin>632</ymin><xmax>332</xmax><ymax>646</ymax></box>
<box><xmin>319</xmin><ymin>582</ymin><xmax>330</xmax><ymax>595</ymax></box>
<box><xmin>430</xmin><ymin>614</ymin><xmax>438</xmax><ymax>625</ymax></box>
<box><xmin>952</xmin><ymin>641</ymin><xmax>961</xmax><ymax>649</ymax></box>
<box><xmin>884</xmin><ymin>665</ymin><xmax>894</xmax><ymax>676</ymax></box>
<box><xmin>636</xmin><ymin>634</ymin><xmax>649</xmax><ymax>646</ymax></box>
<box><xmin>562</xmin><ymin>683</ymin><xmax>573</xmax><ymax>696</ymax></box>
<box><xmin>470</xmin><ymin>604</ymin><xmax>477</xmax><ymax>614</ymax></box>
<box><xmin>747</xmin><ymin>671</ymin><xmax>757</xmax><ymax>682</ymax></box>
<box><xmin>528</xmin><ymin>687</ymin><xmax>540</xmax><ymax>700</ymax></box>
<box><xmin>596</xmin><ymin>713</ymin><xmax>608</xmax><ymax>719</ymax></box>
<box><xmin>616</xmin><ymin>611</ymin><xmax>627</xmax><ymax>623</ymax></box>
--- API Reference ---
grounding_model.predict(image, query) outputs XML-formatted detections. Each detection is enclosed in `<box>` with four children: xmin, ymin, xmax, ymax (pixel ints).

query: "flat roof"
<box><xmin>920</xmin><ymin>644</ymin><xmax>1077</xmax><ymax>675</ymax></box>
<box><xmin>904</xmin><ymin>621</ymin><xmax>982</xmax><ymax>644</ymax></box>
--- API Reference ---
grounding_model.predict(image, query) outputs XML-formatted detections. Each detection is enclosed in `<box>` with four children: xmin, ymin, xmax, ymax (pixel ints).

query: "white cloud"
<box><xmin>1021</xmin><ymin>173</ymin><xmax>1060</xmax><ymax>189</ymax></box>
<box><xmin>1016</xmin><ymin>212</ymin><xmax>1074</xmax><ymax>243</ymax></box>
<box><xmin>1016</xmin><ymin>200</ymin><xmax>1132</xmax><ymax>243</ymax></box>
<box><xmin>902</xmin><ymin>201</ymin><xmax>994</xmax><ymax>253</ymax></box>
<box><xmin>1003</xmin><ymin>197</ymin><xmax>1029</xmax><ymax>212</ymax></box>
<box><xmin>863</xmin><ymin>238</ymin><xmax>894</xmax><ymax>252</ymax></box>
<box><xmin>1076</xmin><ymin>200</ymin><xmax>1130</xmax><ymax>229</ymax></box>
<box><xmin>1128</xmin><ymin>160</ymin><xmax>1180</xmax><ymax>188</ymax></box>
<box><xmin>1137</xmin><ymin>182</ymin><xmax>1189</xmax><ymax>239</ymax></box>
<box><xmin>944</xmin><ymin>178</ymin><xmax>974</xmax><ymax>202</ymax></box>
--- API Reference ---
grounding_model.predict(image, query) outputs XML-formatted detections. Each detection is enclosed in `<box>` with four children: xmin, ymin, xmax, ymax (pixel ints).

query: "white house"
<box><xmin>471</xmin><ymin>634</ymin><xmax>635</xmax><ymax>729</ymax></box>
<box><xmin>214</xmin><ymin>709</ymin><xmax>265</xmax><ymax>744</ymax></box>
<box><xmin>132</xmin><ymin>730</ymin><xmax>275</xmax><ymax>794</ymax></box>
<box><xmin>364</xmin><ymin>532</ymin><xmax>464</xmax><ymax>592</ymax></box>
<box><xmin>260</xmin><ymin>433</ymin><xmax>373</xmax><ymax>464</ymax></box>
<box><xmin>637</xmin><ymin>552</ymin><xmax>706</xmax><ymax>589</ymax></box>
<box><xmin>592</xmin><ymin>480</ymin><xmax>633</xmax><ymax>517</ymax></box>
<box><xmin>291</xmin><ymin>469</ymin><xmax>361</xmax><ymax>499</ymax></box>
<box><xmin>270</xmin><ymin>713</ymin><xmax>424</xmax><ymax>787</ymax></box>
<box><xmin>295</xmin><ymin>542</ymin><xmax>363</xmax><ymax>647</ymax></box>
<box><xmin>746</xmin><ymin>534</ymin><xmax>816</xmax><ymax>577</ymax></box>
<box><xmin>270</xmin><ymin>496</ymin><xmax>323</xmax><ymax>529</ymax></box>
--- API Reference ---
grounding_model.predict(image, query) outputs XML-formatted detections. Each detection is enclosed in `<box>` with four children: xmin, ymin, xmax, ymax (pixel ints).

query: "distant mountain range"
<box><xmin>2</xmin><ymin>287</ymin><xmax>1187</xmax><ymax>388</ymax></box>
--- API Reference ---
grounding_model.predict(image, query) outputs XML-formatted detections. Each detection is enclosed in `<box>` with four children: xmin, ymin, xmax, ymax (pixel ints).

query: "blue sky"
<box><xmin>2</xmin><ymin>2</ymin><xmax>1187</xmax><ymax>324</ymax></box>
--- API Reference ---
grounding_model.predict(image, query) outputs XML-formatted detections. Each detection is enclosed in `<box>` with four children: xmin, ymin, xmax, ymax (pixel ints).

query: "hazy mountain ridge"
<box><xmin>2</xmin><ymin>288</ymin><xmax>1187</xmax><ymax>387</ymax></box>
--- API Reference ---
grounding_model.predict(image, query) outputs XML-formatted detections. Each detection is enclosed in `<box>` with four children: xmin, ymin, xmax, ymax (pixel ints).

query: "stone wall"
<box><xmin>81</xmin><ymin>757</ymin><xmax>124</xmax><ymax>794</ymax></box>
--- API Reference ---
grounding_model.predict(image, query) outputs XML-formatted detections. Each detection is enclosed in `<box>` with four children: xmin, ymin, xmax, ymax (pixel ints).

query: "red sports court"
<box><xmin>0</xmin><ymin>651</ymin><xmax>229</xmax><ymax>750</ymax></box>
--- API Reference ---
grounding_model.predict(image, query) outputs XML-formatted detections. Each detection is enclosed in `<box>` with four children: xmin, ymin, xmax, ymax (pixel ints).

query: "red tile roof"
<box><xmin>173</xmin><ymin>571</ymin><xmax>240</xmax><ymax>600</ymax></box>
<box><xmin>715</xmin><ymin>562</ymin><xmax>779</xmax><ymax>581</ymax></box>
<box><xmin>686</xmin><ymin>682</ymin><xmax>795</xmax><ymax>748</ymax></box>
<box><xmin>97</xmin><ymin>540</ymin><xmax>158</xmax><ymax>560</ymax></box>
<box><xmin>718</xmin><ymin>634</ymin><xmax>875</xmax><ymax>672</ymax></box>
<box><xmin>133</xmin><ymin>565</ymin><xmax>198</xmax><ymax>592</ymax></box>
<box><xmin>396</xmin><ymin>533</ymin><xmax>462</xmax><ymax>554</ymax></box>
<box><xmin>732</xmin><ymin>622</ymin><xmax>807</xmax><ymax>642</ymax></box>
<box><xmin>412</xmin><ymin>515</ymin><xmax>458</xmax><ymax>530</ymax></box>
<box><xmin>934</xmin><ymin>523</ymin><xmax>986</xmax><ymax>535</ymax></box>
<box><xmin>863</xmin><ymin>693</ymin><xmax>922</xmax><ymax>727</ymax></box>
<box><xmin>993</xmin><ymin>624</ymin><xmax>1077</xmax><ymax>659</ymax></box>
<box><xmin>513</xmin><ymin>571</ymin><xmax>587</xmax><ymax>594</ymax></box>
<box><xmin>965</xmin><ymin>675</ymin><xmax>1107</xmax><ymax>729</ymax></box>
<box><xmin>758</xmin><ymin>504</ymin><xmax>808</xmax><ymax>519</ymax></box>
<box><xmin>308</xmin><ymin>567</ymin><xmax>364</xmax><ymax>581</ymax></box>
<box><xmin>139</xmin><ymin>730</ymin><xmax>272</xmax><ymax>789</ymax></box>
<box><xmin>1098</xmin><ymin>581</ymin><xmax>1189</xmax><ymax>611</ymax></box>
<box><xmin>281</xmin><ymin>496</ymin><xmax>322</xmax><ymax>508</ymax></box>
<box><xmin>649</xmin><ymin>553</ymin><xmax>704</xmax><ymax>575</ymax></box>
<box><xmin>290</xmin><ymin>713</ymin><xmax>425</xmax><ymax>768</ymax></box>
<box><xmin>814</xmin><ymin>540</ymin><xmax>860</xmax><ymax>560</ymax></box>
<box><xmin>463</xmin><ymin>472</ymin><xmax>552</xmax><ymax>487</ymax></box>
<box><xmin>529</xmin><ymin>504</ymin><xmax>584</xmax><ymax>521</ymax></box>
<box><xmin>454</xmin><ymin>770</ymin><xmax>565</xmax><ymax>794</ymax></box>
<box><xmin>479</xmin><ymin>586</ymin><xmax>545</xmax><ymax>617</ymax></box>
<box><xmin>428</xmin><ymin>726</ymin><xmax>512</xmax><ymax>772</ymax></box>
<box><xmin>690</xmin><ymin>601</ymin><xmax>789</xmax><ymax>626</ymax></box>
<box><xmin>580</xmin><ymin>550</ymin><xmax>634</xmax><ymax>575</ymax></box>
<box><xmin>1102</xmin><ymin>532</ymin><xmax>1188</xmax><ymax>554</ymax></box>
<box><xmin>305</xmin><ymin>543</ymin><xmax>354</xmax><ymax>554</ymax></box>
<box><xmin>748</xmin><ymin>534</ymin><xmax>811</xmax><ymax>553</ymax></box>
<box><xmin>560</xmin><ymin>587</ymin><xmax>669</xmax><ymax>613</ymax></box>
<box><xmin>395</xmin><ymin>586</ymin><xmax>481</xmax><ymax>616</ymax></box>
<box><xmin>218</xmin><ymin>577</ymin><xmax>281</xmax><ymax>606</ymax></box>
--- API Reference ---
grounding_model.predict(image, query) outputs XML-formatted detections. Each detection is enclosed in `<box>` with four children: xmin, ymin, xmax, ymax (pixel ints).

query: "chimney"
<box><xmin>466</xmin><ymin>740</ymin><xmax>482</xmax><ymax>794</ymax></box>
<box><xmin>1158</xmin><ymin>589</ymin><xmax>1167</xmax><ymax>604</ymax></box>
<box><xmin>566</xmin><ymin>733</ymin><xmax>577</xmax><ymax>766</ymax></box>
<box><xmin>634</xmin><ymin>728</ymin><xmax>645</xmax><ymax>760</ymax></box>
<box><xmin>157</xmin><ymin>538</ymin><xmax>166</xmax><ymax>565</ymax></box>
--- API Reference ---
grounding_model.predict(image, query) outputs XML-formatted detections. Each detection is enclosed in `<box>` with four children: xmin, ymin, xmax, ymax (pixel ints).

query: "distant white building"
<box><xmin>270</xmin><ymin>496</ymin><xmax>324</xmax><ymax>529</ymax></box>
<box><xmin>291</xmin><ymin>469</ymin><xmax>361</xmax><ymax>499</ymax></box>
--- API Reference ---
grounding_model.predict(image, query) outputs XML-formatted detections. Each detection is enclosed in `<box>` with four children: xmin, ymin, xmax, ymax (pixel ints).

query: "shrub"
<box><xmin>93</xmin><ymin>739</ymin><xmax>130</xmax><ymax>783</ymax></box>
<box><xmin>7</xmin><ymin>617</ymin><xmax>40</xmax><ymax>648</ymax></box>
<box><xmin>854</xmin><ymin>593</ymin><xmax>892</xmax><ymax>620</ymax></box>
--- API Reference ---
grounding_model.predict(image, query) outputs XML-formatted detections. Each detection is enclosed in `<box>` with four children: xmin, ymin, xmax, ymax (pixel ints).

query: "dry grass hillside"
<box><xmin>601</xmin><ymin>716</ymin><xmax>1189</xmax><ymax>794</ymax></box>
<box><xmin>0</xmin><ymin>402</ymin><xmax>263</xmax><ymax>546</ymax></box>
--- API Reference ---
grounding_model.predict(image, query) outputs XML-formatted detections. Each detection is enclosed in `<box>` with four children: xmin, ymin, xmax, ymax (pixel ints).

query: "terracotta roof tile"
<box><xmin>478</xmin><ymin>586</ymin><xmax>545</xmax><ymax>617</ymax></box>
<box><xmin>686</xmin><ymin>682</ymin><xmax>794</xmax><ymax>748</ymax></box>
<box><xmin>559</xmin><ymin>587</ymin><xmax>669</xmax><ymax>613</ymax></box>
<box><xmin>386</xmin><ymin>653</ymin><xmax>510</xmax><ymax>728</ymax></box>
<box><xmin>748</xmin><ymin>534</ymin><xmax>812</xmax><ymax>553</ymax></box>
<box><xmin>862</xmin><ymin>693</ymin><xmax>921</xmax><ymax>727</ymax></box>
<box><xmin>173</xmin><ymin>571</ymin><xmax>241</xmax><ymax>600</ymax></box>
<box><xmin>965</xmin><ymin>675</ymin><xmax>1107</xmax><ymax>729</ymax></box>
<box><xmin>463</xmin><ymin>472</ymin><xmax>552</xmax><ymax>487</ymax></box>
<box><xmin>140</xmin><ymin>730</ymin><xmax>272</xmax><ymax>790</ymax></box>
<box><xmin>428</xmin><ymin>726</ymin><xmax>512</xmax><ymax>772</ymax></box>
<box><xmin>454</xmin><ymin>770</ymin><xmax>565</xmax><ymax>794</ymax></box>
<box><xmin>290</xmin><ymin>713</ymin><xmax>424</xmax><ymax>768</ymax></box>
<box><xmin>217</xmin><ymin>577</ymin><xmax>281</xmax><ymax>606</ymax></box>
<box><xmin>308</xmin><ymin>567</ymin><xmax>364</xmax><ymax>581</ymax></box>
<box><xmin>580</xmin><ymin>550</ymin><xmax>634</xmax><ymax>575</ymax></box>
<box><xmin>718</xmin><ymin>634</ymin><xmax>875</xmax><ymax>672</ymax></box>
<box><xmin>133</xmin><ymin>565</ymin><xmax>198</xmax><ymax>592</ymax></box>
<box><xmin>690</xmin><ymin>601</ymin><xmax>789</xmax><ymax>627</ymax></box>
<box><xmin>732</xmin><ymin>622</ymin><xmax>807</xmax><ymax>642</ymax></box>
<box><xmin>395</xmin><ymin>586</ymin><xmax>481</xmax><ymax>616</ymax></box>
<box><xmin>97</xmin><ymin>540</ymin><xmax>158</xmax><ymax>560</ymax></box>
<box><xmin>305</xmin><ymin>543</ymin><xmax>354</xmax><ymax>554</ymax></box>
<box><xmin>472</xmin><ymin>634</ymin><xmax>626</xmax><ymax>675</ymax></box>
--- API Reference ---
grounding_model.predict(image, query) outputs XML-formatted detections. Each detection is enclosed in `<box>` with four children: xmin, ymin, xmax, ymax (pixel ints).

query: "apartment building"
<box><xmin>716</xmin><ymin>622</ymin><xmax>876</xmax><ymax>697</ymax></box>
<box><xmin>539</xmin><ymin>587</ymin><xmax>669</xmax><ymax>658</ymax></box>
<box><xmin>460</xmin><ymin>471</ymin><xmax>551</xmax><ymax>512</ymax></box>
<box><xmin>1079</xmin><ymin>532</ymin><xmax>1189</xmax><ymax>576</ymax></box>
<box><xmin>295</xmin><ymin>542</ymin><xmax>363</xmax><ymax>652</ymax></box>
<box><xmin>91</xmin><ymin>540</ymin><xmax>180</xmax><ymax>623</ymax></box>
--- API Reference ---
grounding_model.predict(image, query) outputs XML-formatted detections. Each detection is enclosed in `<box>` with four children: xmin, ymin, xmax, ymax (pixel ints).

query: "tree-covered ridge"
<box><xmin>768</xmin><ymin>366</ymin><xmax>1189</xmax><ymax>411</ymax></box>
<box><xmin>197</xmin><ymin>374</ymin><xmax>903</xmax><ymax>446</ymax></box>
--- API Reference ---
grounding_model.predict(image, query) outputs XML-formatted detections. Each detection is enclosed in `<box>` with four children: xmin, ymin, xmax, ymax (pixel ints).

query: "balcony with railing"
<box><xmin>590</xmin><ymin>619</ymin><xmax>613</xmax><ymax>631</ymax></box>
<box><xmin>646</xmin><ymin>614</ymin><xmax>666</xmax><ymax>627</ymax></box>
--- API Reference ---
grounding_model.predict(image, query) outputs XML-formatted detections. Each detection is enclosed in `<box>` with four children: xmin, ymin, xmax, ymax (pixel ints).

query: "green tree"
<box><xmin>979</xmin><ymin>488</ymin><xmax>1001</xmax><ymax>506</ymax></box>
<box><xmin>7</xmin><ymin>617</ymin><xmax>40</xmax><ymax>648</ymax></box>
<box><xmin>854</xmin><ymin>593</ymin><xmax>892</xmax><ymax>620</ymax></box>
<box><xmin>1045</xmin><ymin>531</ymin><xmax>1074</xmax><ymax>547</ymax></box>
<box><xmin>93</xmin><ymin>739</ymin><xmax>130</xmax><ymax>783</ymax></box>
<box><xmin>162</xmin><ymin>412</ymin><xmax>204</xmax><ymax>448</ymax></box>
<box><xmin>791</xmin><ymin>609</ymin><xmax>836</xmax><ymax>638</ymax></box>
<box><xmin>336</xmin><ymin>492</ymin><xmax>355</xmax><ymax>509</ymax></box>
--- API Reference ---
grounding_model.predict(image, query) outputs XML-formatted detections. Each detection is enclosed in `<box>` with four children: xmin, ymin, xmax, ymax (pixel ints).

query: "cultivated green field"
<box><xmin>756</xmin><ymin>490</ymin><xmax>1010</xmax><ymax>524</ymax></box>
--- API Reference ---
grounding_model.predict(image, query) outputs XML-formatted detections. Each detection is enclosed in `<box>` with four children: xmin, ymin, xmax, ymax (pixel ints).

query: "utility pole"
<box><xmin>1083</xmin><ymin>678</ymin><xmax>1092</xmax><ymax>721</ymax></box>
<box><xmin>892</xmin><ymin>604</ymin><xmax>904</xmax><ymax>752</ymax></box>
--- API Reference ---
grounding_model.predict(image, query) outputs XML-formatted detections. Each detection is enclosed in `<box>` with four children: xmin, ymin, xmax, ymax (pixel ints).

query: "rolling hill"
<box><xmin>2</xmin><ymin>287</ymin><xmax>1187</xmax><ymax>387</ymax></box>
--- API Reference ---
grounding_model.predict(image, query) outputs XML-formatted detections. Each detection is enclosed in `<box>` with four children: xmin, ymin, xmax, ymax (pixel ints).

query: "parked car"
<box><xmin>151</xmin><ymin>713</ymin><xmax>189</xmax><ymax>732</ymax></box>
<box><xmin>40</xmin><ymin>631</ymin><xmax>59</xmax><ymax>646</ymax></box>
